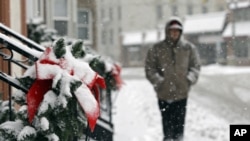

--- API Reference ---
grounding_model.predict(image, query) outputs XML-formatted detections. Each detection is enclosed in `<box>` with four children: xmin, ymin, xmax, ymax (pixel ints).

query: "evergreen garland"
<box><xmin>53</xmin><ymin>38</ymin><xmax>66</xmax><ymax>59</ymax></box>
<box><xmin>0</xmin><ymin>38</ymin><xmax>93</xmax><ymax>141</ymax></box>
<box><xmin>71</xmin><ymin>40</ymin><xmax>85</xmax><ymax>58</ymax></box>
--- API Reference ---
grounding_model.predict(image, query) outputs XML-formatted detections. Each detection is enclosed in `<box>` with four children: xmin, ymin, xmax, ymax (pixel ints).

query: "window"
<box><xmin>187</xmin><ymin>4</ymin><xmax>193</xmax><ymax>15</ymax></box>
<box><xmin>109</xmin><ymin>7</ymin><xmax>113</xmax><ymax>21</ymax></box>
<box><xmin>118</xmin><ymin>6</ymin><xmax>122</xmax><ymax>20</ymax></box>
<box><xmin>110</xmin><ymin>29</ymin><xmax>113</xmax><ymax>44</ymax></box>
<box><xmin>102</xmin><ymin>30</ymin><xmax>107</xmax><ymax>44</ymax></box>
<box><xmin>218</xmin><ymin>6</ymin><xmax>224</xmax><ymax>11</ymax></box>
<box><xmin>35</xmin><ymin>0</ymin><xmax>44</xmax><ymax>18</ymax></box>
<box><xmin>54</xmin><ymin>0</ymin><xmax>67</xmax><ymax>17</ymax></box>
<box><xmin>234</xmin><ymin>39</ymin><xmax>248</xmax><ymax>58</ymax></box>
<box><xmin>128</xmin><ymin>46</ymin><xmax>142</xmax><ymax>66</ymax></box>
<box><xmin>78</xmin><ymin>27</ymin><xmax>89</xmax><ymax>40</ymax></box>
<box><xmin>172</xmin><ymin>5</ymin><xmax>178</xmax><ymax>16</ymax></box>
<box><xmin>53</xmin><ymin>0</ymin><xmax>68</xmax><ymax>36</ymax></box>
<box><xmin>202</xmin><ymin>5</ymin><xmax>208</xmax><ymax>13</ymax></box>
<box><xmin>101</xmin><ymin>8</ymin><xmax>105</xmax><ymax>21</ymax></box>
<box><xmin>156</xmin><ymin>5</ymin><xmax>163</xmax><ymax>20</ymax></box>
<box><xmin>77</xmin><ymin>10</ymin><xmax>91</xmax><ymax>41</ymax></box>
<box><xmin>37</xmin><ymin>1</ymin><xmax>41</xmax><ymax>16</ymax></box>
<box><xmin>78</xmin><ymin>11</ymin><xmax>89</xmax><ymax>24</ymax></box>
<box><xmin>54</xmin><ymin>21</ymin><xmax>68</xmax><ymax>36</ymax></box>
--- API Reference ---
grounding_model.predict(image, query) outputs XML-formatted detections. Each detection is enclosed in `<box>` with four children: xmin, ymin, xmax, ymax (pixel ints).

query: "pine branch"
<box><xmin>53</xmin><ymin>38</ymin><xmax>66</xmax><ymax>58</ymax></box>
<box><xmin>71</xmin><ymin>40</ymin><xmax>85</xmax><ymax>58</ymax></box>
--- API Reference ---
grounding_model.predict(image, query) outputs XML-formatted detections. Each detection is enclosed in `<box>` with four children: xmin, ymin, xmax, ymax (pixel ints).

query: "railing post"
<box><xmin>8</xmin><ymin>60</ymin><xmax>12</xmax><ymax>121</ymax></box>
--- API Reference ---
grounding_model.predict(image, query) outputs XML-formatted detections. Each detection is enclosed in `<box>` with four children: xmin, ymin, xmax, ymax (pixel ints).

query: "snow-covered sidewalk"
<box><xmin>113</xmin><ymin>65</ymin><xmax>250</xmax><ymax>141</ymax></box>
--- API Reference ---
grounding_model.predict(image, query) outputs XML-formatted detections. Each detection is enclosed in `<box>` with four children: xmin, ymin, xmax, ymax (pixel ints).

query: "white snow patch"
<box><xmin>0</xmin><ymin>120</ymin><xmax>23</xmax><ymax>136</ymax></box>
<box><xmin>72</xmin><ymin>59</ymin><xmax>97</xmax><ymax>85</ymax></box>
<box><xmin>23</xmin><ymin>65</ymin><xmax>36</xmax><ymax>78</ymax></box>
<box><xmin>13</xmin><ymin>90</ymin><xmax>26</xmax><ymax>103</ymax></box>
<box><xmin>233</xmin><ymin>87</ymin><xmax>250</xmax><ymax>103</ymax></box>
<box><xmin>38</xmin><ymin>91</ymin><xmax>57</xmax><ymax>115</ymax></box>
<box><xmin>123</xmin><ymin>32</ymin><xmax>143</xmax><ymax>46</ymax></box>
<box><xmin>36</xmin><ymin>63</ymin><xmax>62</xmax><ymax>79</ymax></box>
<box><xmin>201</xmin><ymin>64</ymin><xmax>250</xmax><ymax>75</ymax></box>
<box><xmin>114</xmin><ymin>66</ymin><xmax>250</xmax><ymax>141</ymax></box>
<box><xmin>144</xmin><ymin>30</ymin><xmax>158</xmax><ymax>44</ymax></box>
<box><xmin>18</xmin><ymin>105</ymin><xmax>27</xmax><ymax>113</ymax></box>
<box><xmin>46</xmin><ymin>133</ymin><xmax>59</xmax><ymax>141</ymax></box>
<box><xmin>223</xmin><ymin>21</ymin><xmax>250</xmax><ymax>37</ymax></box>
<box><xmin>75</xmin><ymin>85</ymin><xmax>98</xmax><ymax>115</ymax></box>
<box><xmin>184</xmin><ymin>99</ymin><xmax>229</xmax><ymax>141</ymax></box>
<box><xmin>40</xmin><ymin>117</ymin><xmax>49</xmax><ymax>131</ymax></box>
<box><xmin>113</xmin><ymin>79</ymin><xmax>162</xmax><ymax>141</ymax></box>
<box><xmin>229</xmin><ymin>1</ymin><xmax>250</xmax><ymax>9</ymax></box>
<box><xmin>184</xmin><ymin>12</ymin><xmax>226</xmax><ymax>34</ymax></box>
<box><xmin>17</xmin><ymin>126</ymin><xmax>36</xmax><ymax>141</ymax></box>
<box><xmin>58</xmin><ymin>72</ymin><xmax>75</xmax><ymax>98</ymax></box>
<box><xmin>57</xmin><ymin>95</ymin><xmax>68</xmax><ymax>108</ymax></box>
<box><xmin>80</xmin><ymin>53</ymin><xmax>98</xmax><ymax>62</ymax></box>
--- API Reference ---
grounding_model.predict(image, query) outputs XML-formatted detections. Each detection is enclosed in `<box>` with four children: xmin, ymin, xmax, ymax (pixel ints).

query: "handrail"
<box><xmin>0</xmin><ymin>72</ymin><xmax>28</xmax><ymax>93</ymax></box>
<box><xmin>0</xmin><ymin>23</ymin><xmax>45</xmax><ymax>52</ymax></box>
<box><xmin>0</xmin><ymin>33</ymin><xmax>42</xmax><ymax>61</ymax></box>
<box><xmin>0</xmin><ymin>47</ymin><xmax>28</xmax><ymax>69</ymax></box>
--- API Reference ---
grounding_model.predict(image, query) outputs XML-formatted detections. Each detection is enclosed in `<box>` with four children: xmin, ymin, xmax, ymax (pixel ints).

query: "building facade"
<box><xmin>26</xmin><ymin>0</ymin><xmax>229</xmax><ymax>67</ymax></box>
<box><xmin>223</xmin><ymin>0</ymin><xmax>250</xmax><ymax>65</ymax></box>
<box><xmin>95</xmin><ymin>0</ymin><xmax>123</xmax><ymax>62</ymax></box>
<box><xmin>26</xmin><ymin>0</ymin><xmax>97</xmax><ymax>49</ymax></box>
<box><xmin>102</xmin><ymin>0</ymin><xmax>227</xmax><ymax>66</ymax></box>
<box><xmin>183</xmin><ymin>12</ymin><xmax>228</xmax><ymax>65</ymax></box>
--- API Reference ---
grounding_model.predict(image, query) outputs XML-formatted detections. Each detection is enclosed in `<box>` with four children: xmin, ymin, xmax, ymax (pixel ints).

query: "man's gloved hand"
<box><xmin>187</xmin><ymin>71</ymin><xmax>196</xmax><ymax>85</ymax></box>
<box><xmin>153</xmin><ymin>74</ymin><xmax>164</xmax><ymax>90</ymax></box>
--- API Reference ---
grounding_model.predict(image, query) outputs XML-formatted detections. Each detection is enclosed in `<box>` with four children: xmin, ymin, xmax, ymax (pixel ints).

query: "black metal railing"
<box><xmin>0</xmin><ymin>23</ymin><xmax>44</xmax><ymax>52</ymax></box>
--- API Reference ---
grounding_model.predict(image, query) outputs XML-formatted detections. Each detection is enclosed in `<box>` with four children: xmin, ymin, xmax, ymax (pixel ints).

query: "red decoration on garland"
<box><xmin>27</xmin><ymin>79</ymin><xmax>52</xmax><ymax>123</ymax></box>
<box><xmin>112</xmin><ymin>63</ymin><xmax>123</xmax><ymax>89</ymax></box>
<box><xmin>26</xmin><ymin>47</ymin><xmax>106</xmax><ymax>132</ymax></box>
<box><xmin>87</xmin><ymin>74</ymin><xmax>106</xmax><ymax>131</ymax></box>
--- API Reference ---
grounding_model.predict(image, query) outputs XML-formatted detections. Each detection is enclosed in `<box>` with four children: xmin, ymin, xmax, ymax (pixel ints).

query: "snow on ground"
<box><xmin>113</xmin><ymin>65</ymin><xmax>250</xmax><ymax>141</ymax></box>
<box><xmin>113</xmin><ymin>79</ymin><xmax>162</xmax><ymax>141</ymax></box>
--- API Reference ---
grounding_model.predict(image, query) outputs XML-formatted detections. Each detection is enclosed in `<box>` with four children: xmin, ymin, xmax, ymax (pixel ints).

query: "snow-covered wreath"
<box><xmin>0</xmin><ymin>38</ymin><xmax>106</xmax><ymax>141</ymax></box>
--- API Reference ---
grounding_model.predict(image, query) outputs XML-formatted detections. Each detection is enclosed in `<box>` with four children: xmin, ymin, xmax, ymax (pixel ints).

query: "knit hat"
<box><xmin>167</xmin><ymin>17</ymin><xmax>183</xmax><ymax>31</ymax></box>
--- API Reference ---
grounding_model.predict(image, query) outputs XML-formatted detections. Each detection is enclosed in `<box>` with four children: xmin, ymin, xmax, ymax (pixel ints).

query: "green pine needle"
<box><xmin>71</xmin><ymin>40</ymin><xmax>85</xmax><ymax>58</ymax></box>
<box><xmin>53</xmin><ymin>38</ymin><xmax>66</xmax><ymax>58</ymax></box>
<box><xmin>89</xmin><ymin>58</ymin><xmax>105</xmax><ymax>76</ymax></box>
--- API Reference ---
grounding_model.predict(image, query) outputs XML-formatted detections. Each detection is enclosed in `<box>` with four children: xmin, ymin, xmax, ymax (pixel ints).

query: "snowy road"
<box><xmin>113</xmin><ymin>65</ymin><xmax>250</xmax><ymax>141</ymax></box>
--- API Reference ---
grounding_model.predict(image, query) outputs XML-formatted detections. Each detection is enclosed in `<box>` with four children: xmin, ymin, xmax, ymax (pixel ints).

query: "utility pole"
<box><xmin>228</xmin><ymin>0</ymin><xmax>237</xmax><ymax>64</ymax></box>
<box><xmin>231</xmin><ymin>0</ymin><xmax>236</xmax><ymax>51</ymax></box>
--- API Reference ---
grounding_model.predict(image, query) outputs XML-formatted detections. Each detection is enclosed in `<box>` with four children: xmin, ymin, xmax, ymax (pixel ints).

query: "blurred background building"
<box><xmin>1</xmin><ymin>0</ymin><xmax>250</xmax><ymax>101</ymax></box>
<box><xmin>117</xmin><ymin>0</ymin><xmax>228</xmax><ymax>66</ymax></box>
<box><xmin>24</xmin><ymin>0</ymin><xmax>250</xmax><ymax>67</ymax></box>
<box><xmin>26</xmin><ymin>0</ymin><xmax>97</xmax><ymax>49</ymax></box>
<box><xmin>223</xmin><ymin>0</ymin><xmax>250</xmax><ymax>65</ymax></box>
<box><xmin>0</xmin><ymin>0</ymin><xmax>26</xmax><ymax>100</ymax></box>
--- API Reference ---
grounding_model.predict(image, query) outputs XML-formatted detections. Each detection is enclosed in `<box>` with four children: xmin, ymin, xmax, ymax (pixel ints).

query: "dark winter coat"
<box><xmin>145</xmin><ymin>36</ymin><xmax>200</xmax><ymax>101</ymax></box>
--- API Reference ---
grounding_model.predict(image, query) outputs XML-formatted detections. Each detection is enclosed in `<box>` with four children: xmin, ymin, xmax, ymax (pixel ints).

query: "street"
<box><xmin>113</xmin><ymin>65</ymin><xmax>250</xmax><ymax>141</ymax></box>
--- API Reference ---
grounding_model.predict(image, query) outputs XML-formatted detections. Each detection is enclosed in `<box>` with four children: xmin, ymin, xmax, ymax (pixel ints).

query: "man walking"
<box><xmin>145</xmin><ymin>17</ymin><xmax>201</xmax><ymax>141</ymax></box>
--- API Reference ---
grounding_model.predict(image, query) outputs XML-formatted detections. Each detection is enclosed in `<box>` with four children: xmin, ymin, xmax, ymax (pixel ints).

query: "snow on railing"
<box><xmin>0</xmin><ymin>23</ymin><xmax>45</xmax><ymax>52</ymax></box>
<box><xmin>0</xmin><ymin>33</ymin><xmax>42</xmax><ymax>60</ymax></box>
<box><xmin>0</xmin><ymin>72</ymin><xmax>27</xmax><ymax>92</ymax></box>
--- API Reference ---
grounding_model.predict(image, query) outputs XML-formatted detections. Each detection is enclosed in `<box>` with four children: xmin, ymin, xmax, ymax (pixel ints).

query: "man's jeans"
<box><xmin>158</xmin><ymin>99</ymin><xmax>187</xmax><ymax>140</ymax></box>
